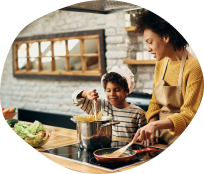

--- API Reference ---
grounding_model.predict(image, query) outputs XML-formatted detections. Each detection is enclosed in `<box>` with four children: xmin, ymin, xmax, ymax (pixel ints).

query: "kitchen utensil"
<box><xmin>93</xmin><ymin>147</ymin><xmax>161</xmax><ymax>163</ymax></box>
<box><xmin>108</xmin><ymin>141</ymin><xmax>134</xmax><ymax>158</ymax></box>
<box><xmin>94</xmin><ymin>100</ymin><xmax>98</xmax><ymax>120</ymax></box>
<box><xmin>71</xmin><ymin>117</ymin><xmax>120</xmax><ymax>149</ymax></box>
<box><xmin>3</xmin><ymin>112</ymin><xmax>18</xmax><ymax>120</ymax></box>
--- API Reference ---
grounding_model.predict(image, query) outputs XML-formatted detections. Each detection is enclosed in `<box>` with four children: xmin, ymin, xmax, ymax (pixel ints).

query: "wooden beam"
<box><xmin>123</xmin><ymin>60</ymin><xmax>156</xmax><ymax>65</ymax></box>
<box><xmin>51</xmin><ymin>41</ymin><xmax>55</xmax><ymax>71</ymax></box>
<box><xmin>14</xmin><ymin>70</ymin><xmax>101</xmax><ymax>76</ymax></box>
<box><xmin>15</xmin><ymin>54</ymin><xmax>99</xmax><ymax>58</ymax></box>
<box><xmin>80</xmin><ymin>39</ymin><xmax>86</xmax><ymax>71</ymax></box>
<box><xmin>26</xmin><ymin>43</ymin><xmax>30</xmax><ymax>71</ymax></box>
<box><xmin>65</xmin><ymin>40</ymin><xmax>70</xmax><ymax>71</ymax></box>
<box><xmin>14</xmin><ymin>44</ymin><xmax>19</xmax><ymax>71</ymax></box>
<box><xmin>83</xmin><ymin>53</ymin><xmax>98</xmax><ymax>57</ymax></box>
<box><xmin>38</xmin><ymin>42</ymin><xmax>43</xmax><ymax>71</ymax></box>
<box><xmin>97</xmin><ymin>38</ymin><xmax>101</xmax><ymax>72</ymax></box>
<box><xmin>14</xmin><ymin>35</ymin><xmax>99</xmax><ymax>45</ymax></box>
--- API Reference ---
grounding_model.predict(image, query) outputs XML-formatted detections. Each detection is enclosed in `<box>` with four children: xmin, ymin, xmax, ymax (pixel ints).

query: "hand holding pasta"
<box><xmin>81</xmin><ymin>89</ymin><xmax>99</xmax><ymax>101</ymax></box>
<box><xmin>73</xmin><ymin>109</ymin><xmax>104</xmax><ymax>121</ymax></box>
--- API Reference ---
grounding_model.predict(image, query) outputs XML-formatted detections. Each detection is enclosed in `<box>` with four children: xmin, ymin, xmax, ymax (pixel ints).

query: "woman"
<box><xmin>132</xmin><ymin>10</ymin><xmax>204</xmax><ymax>146</ymax></box>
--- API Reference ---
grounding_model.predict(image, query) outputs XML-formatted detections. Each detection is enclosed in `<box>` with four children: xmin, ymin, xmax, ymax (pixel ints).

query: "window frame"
<box><xmin>12</xmin><ymin>29</ymin><xmax>106</xmax><ymax>81</ymax></box>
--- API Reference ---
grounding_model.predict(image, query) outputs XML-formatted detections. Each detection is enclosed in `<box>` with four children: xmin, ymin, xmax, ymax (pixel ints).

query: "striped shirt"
<box><xmin>72</xmin><ymin>90</ymin><xmax>147</xmax><ymax>139</ymax></box>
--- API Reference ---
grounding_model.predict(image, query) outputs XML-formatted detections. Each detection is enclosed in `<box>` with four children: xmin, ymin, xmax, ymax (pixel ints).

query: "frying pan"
<box><xmin>93</xmin><ymin>147</ymin><xmax>161</xmax><ymax>163</ymax></box>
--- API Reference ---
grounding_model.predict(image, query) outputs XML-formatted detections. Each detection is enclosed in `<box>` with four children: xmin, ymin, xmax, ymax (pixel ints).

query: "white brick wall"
<box><xmin>0</xmin><ymin>10</ymin><xmax>156</xmax><ymax>118</ymax></box>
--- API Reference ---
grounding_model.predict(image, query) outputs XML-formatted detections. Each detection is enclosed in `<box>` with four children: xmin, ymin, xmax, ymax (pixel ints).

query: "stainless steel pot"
<box><xmin>71</xmin><ymin>117</ymin><xmax>120</xmax><ymax>149</ymax></box>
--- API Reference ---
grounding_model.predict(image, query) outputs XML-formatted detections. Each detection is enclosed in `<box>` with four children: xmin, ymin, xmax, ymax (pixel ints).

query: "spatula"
<box><xmin>108</xmin><ymin>140</ymin><xmax>134</xmax><ymax>158</ymax></box>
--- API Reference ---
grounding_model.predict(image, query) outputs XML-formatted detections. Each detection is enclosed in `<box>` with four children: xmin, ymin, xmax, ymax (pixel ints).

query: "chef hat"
<box><xmin>101</xmin><ymin>66</ymin><xmax>135</xmax><ymax>94</ymax></box>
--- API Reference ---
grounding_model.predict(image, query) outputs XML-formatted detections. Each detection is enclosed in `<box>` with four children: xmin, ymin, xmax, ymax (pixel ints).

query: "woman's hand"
<box><xmin>133</xmin><ymin>122</ymin><xmax>158</xmax><ymax>146</ymax></box>
<box><xmin>81</xmin><ymin>89</ymin><xmax>99</xmax><ymax>102</ymax></box>
<box><xmin>132</xmin><ymin>118</ymin><xmax>174</xmax><ymax>146</ymax></box>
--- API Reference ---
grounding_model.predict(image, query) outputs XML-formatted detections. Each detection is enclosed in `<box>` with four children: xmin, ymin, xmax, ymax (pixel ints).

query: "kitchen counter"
<box><xmin>34</xmin><ymin>124</ymin><xmax>168</xmax><ymax>173</ymax></box>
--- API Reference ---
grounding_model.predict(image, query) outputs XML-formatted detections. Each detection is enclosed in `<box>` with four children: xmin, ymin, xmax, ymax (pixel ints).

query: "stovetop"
<box><xmin>40</xmin><ymin>141</ymin><xmax>165</xmax><ymax>172</ymax></box>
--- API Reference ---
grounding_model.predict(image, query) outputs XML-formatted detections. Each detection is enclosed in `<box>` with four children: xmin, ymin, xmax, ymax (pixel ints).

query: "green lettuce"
<box><xmin>28</xmin><ymin>121</ymin><xmax>46</xmax><ymax>133</ymax></box>
<box><xmin>14</xmin><ymin>120</ymin><xmax>47</xmax><ymax>141</ymax></box>
<box><xmin>36</xmin><ymin>122</ymin><xmax>46</xmax><ymax>132</ymax></box>
<box><xmin>14</xmin><ymin>122</ymin><xmax>31</xmax><ymax>138</ymax></box>
<box><xmin>14</xmin><ymin>120</ymin><xmax>50</xmax><ymax>147</ymax></box>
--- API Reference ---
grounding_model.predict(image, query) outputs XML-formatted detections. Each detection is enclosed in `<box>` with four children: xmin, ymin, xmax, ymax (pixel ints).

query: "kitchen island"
<box><xmin>34</xmin><ymin>123</ymin><xmax>168</xmax><ymax>173</ymax></box>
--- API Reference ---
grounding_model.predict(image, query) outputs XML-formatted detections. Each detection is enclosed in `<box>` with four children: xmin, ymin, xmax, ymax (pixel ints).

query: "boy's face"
<box><xmin>105</xmin><ymin>82</ymin><xmax>129</xmax><ymax>108</ymax></box>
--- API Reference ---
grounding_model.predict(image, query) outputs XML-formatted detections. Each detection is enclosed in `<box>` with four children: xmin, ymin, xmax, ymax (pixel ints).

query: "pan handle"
<box><xmin>101</xmin><ymin>121</ymin><xmax>120</xmax><ymax>127</ymax></box>
<box><xmin>134</xmin><ymin>148</ymin><xmax>161</xmax><ymax>154</ymax></box>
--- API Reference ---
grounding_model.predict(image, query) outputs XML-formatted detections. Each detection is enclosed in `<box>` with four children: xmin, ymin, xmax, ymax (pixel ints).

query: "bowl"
<box><xmin>3</xmin><ymin>112</ymin><xmax>18</xmax><ymax>120</ymax></box>
<box><xmin>15</xmin><ymin>128</ymin><xmax>52</xmax><ymax>148</ymax></box>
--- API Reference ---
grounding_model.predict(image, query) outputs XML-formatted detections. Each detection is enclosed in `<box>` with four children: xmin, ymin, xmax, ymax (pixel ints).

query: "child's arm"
<box><xmin>72</xmin><ymin>89</ymin><xmax>99</xmax><ymax>115</ymax></box>
<box><xmin>80</xmin><ymin>89</ymin><xmax>99</xmax><ymax>101</ymax></box>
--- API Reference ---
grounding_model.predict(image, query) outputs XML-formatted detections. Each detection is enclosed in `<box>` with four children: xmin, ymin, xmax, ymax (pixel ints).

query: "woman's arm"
<box><xmin>151</xmin><ymin>118</ymin><xmax>174</xmax><ymax>130</ymax></box>
<box><xmin>148</xmin><ymin>114</ymin><xmax>159</xmax><ymax>122</ymax></box>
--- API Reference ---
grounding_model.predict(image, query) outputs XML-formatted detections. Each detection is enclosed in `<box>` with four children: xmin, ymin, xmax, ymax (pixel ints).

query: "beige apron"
<box><xmin>153</xmin><ymin>48</ymin><xmax>188</xmax><ymax>145</ymax></box>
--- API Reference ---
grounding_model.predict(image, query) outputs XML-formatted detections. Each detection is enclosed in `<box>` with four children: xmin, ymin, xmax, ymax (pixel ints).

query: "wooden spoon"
<box><xmin>94</xmin><ymin>100</ymin><xmax>98</xmax><ymax>121</ymax></box>
<box><xmin>108</xmin><ymin>136</ymin><xmax>141</xmax><ymax>158</ymax></box>
<box><xmin>108</xmin><ymin>140</ymin><xmax>134</xmax><ymax>158</ymax></box>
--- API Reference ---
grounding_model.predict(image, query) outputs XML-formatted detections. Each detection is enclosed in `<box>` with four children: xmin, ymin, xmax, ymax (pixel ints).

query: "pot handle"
<box><xmin>70</xmin><ymin>117</ymin><xmax>77</xmax><ymax>123</ymax></box>
<box><xmin>101</xmin><ymin>121</ymin><xmax>120</xmax><ymax>127</ymax></box>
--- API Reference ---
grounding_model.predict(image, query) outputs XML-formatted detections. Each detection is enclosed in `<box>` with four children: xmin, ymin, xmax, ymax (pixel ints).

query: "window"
<box><xmin>13</xmin><ymin>29</ymin><xmax>106</xmax><ymax>80</ymax></box>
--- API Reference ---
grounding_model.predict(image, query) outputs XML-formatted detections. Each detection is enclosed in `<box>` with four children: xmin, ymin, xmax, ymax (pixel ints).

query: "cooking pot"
<box><xmin>71</xmin><ymin>116</ymin><xmax>120</xmax><ymax>149</ymax></box>
<box><xmin>93</xmin><ymin>147</ymin><xmax>161</xmax><ymax>163</ymax></box>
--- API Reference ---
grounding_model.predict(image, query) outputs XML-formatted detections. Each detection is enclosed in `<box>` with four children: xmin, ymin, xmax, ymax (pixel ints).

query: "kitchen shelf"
<box><xmin>125</xmin><ymin>26</ymin><xmax>136</xmax><ymax>31</ymax></box>
<box><xmin>123</xmin><ymin>60</ymin><xmax>156</xmax><ymax>65</ymax></box>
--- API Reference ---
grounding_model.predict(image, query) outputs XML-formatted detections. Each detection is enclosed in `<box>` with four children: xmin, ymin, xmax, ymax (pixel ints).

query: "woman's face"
<box><xmin>144</xmin><ymin>28</ymin><xmax>170</xmax><ymax>61</ymax></box>
<box><xmin>105</xmin><ymin>82</ymin><xmax>129</xmax><ymax>108</ymax></box>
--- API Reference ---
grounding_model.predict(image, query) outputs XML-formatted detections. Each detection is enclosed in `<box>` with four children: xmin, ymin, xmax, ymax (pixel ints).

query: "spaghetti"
<box><xmin>73</xmin><ymin>109</ymin><xmax>104</xmax><ymax>121</ymax></box>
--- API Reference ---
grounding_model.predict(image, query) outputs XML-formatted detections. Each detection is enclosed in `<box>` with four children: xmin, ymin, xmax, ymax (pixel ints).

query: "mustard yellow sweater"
<box><xmin>146</xmin><ymin>57</ymin><xmax>204</xmax><ymax>135</ymax></box>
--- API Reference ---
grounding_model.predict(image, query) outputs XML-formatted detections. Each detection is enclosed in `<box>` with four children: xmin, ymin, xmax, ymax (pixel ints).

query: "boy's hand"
<box><xmin>82</xmin><ymin>89</ymin><xmax>99</xmax><ymax>102</ymax></box>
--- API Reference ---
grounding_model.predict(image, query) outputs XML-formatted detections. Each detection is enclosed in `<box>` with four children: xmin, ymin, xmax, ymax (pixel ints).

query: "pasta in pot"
<box><xmin>73</xmin><ymin>109</ymin><xmax>104</xmax><ymax>121</ymax></box>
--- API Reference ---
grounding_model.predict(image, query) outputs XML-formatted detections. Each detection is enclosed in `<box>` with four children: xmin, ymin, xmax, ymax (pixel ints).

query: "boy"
<box><xmin>72</xmin><ymin>66</ymin><xmax>146</xmax><ymax>139</ymax></box>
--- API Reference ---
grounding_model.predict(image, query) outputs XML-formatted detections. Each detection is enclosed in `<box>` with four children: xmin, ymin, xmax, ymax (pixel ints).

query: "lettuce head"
<box><xmin>29</xmin><ymin>120</ymin><xmax>46</xmax><ymax>133</ymax></box>
<box><xmin>14</xmin><ymin>120</ymin><xmax>46</xmax><ymax>138</ymax></box>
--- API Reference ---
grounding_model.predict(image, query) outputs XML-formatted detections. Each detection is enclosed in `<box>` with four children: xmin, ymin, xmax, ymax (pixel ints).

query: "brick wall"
<box><xmin>0</xmin><ymin>10</ymin><xmax>159</xmax><ymax>118</ymax></box>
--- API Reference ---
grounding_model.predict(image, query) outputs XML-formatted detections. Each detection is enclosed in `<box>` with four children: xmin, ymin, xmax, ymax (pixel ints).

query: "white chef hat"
<box><xmin>101</xmin><ymin>66</ymin><xmax>135</xmax><ymax>94</ymax></box>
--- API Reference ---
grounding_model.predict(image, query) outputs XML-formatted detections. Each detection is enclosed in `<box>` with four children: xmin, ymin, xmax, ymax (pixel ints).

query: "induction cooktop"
<box><xmin>40</xmin><ymin>141</ymin><xmax>165</xmax><ymax>172</ymax></box>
